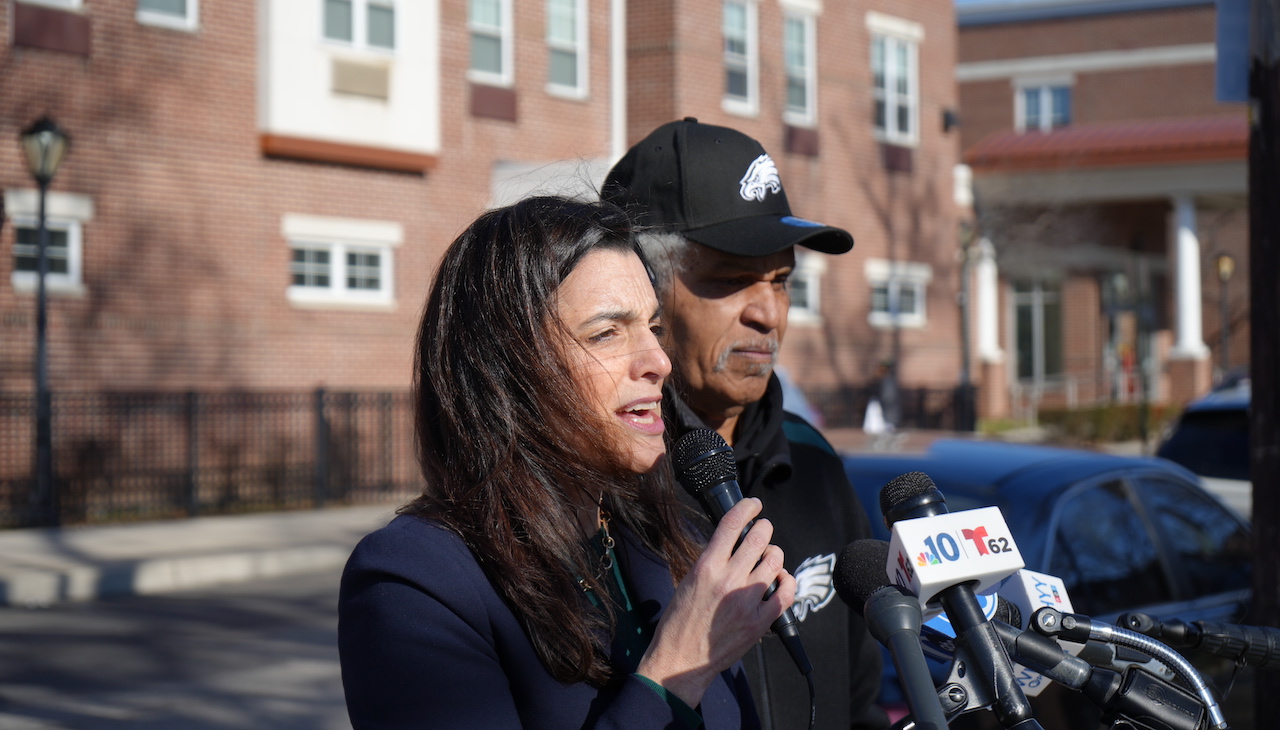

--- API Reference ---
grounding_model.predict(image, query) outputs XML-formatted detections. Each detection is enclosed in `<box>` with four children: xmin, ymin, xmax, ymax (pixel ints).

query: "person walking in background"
<box><xmin>864</xmin><ymin>361</ymin><xmax>901</xmax><ymax>434</ymax></box>
<box><xmin>338</xmin><ymin>196</ymin><xmax>796</xmax><ymax>729</ymax></box>
<box><xmin>603</xmin><ymin>119</ymin><xmax>889</xmax><ymax>730</ymax></box>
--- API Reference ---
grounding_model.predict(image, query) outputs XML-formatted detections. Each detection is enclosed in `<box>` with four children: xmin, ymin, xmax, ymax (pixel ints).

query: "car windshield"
<box><xmin>1157</xmin><ymin>409</ymin><xmax>1251</xmax><ymax>480</ymax></box>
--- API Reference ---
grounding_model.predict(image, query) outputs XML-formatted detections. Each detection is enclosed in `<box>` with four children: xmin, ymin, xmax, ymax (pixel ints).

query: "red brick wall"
<box><xmin>0</xmin><ymin>0</ymin><xmax>619</xmax><ymax>393</ymax></box>
<box><xmin>959</xmin><ymin>4</ymin><xmax>1215</xmax><ymax>63</ymax></box>
<box><xmin>2</xmin><ymin>0</ymin><xmax>962</xmax><ymax>401</ymax></box>
<box><xmin>957</xmin><ymin>3</ymin><xmax>1234</xmax><ymax>152</ymax></box>
<box><xmin>626</xmin><ymin>0</ymin><xmax>963</xmax><ymax>390</ymax></box>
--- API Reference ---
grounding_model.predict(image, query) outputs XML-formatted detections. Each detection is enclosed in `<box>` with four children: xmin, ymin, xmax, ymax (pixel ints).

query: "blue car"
<box><xmin>1157</xmin><ymin>378</ymin><xmax>1252</xmax><ymax>518</ymax></box>
<box><xmin>842</xmin><ymin>437</ymin><xmax>1252</xmax><ymax>729</ymax></box>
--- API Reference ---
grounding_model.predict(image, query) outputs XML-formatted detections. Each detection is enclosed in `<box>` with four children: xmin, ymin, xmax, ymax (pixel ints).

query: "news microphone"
<box><xmin>1032</xmin><ymin>608</ymin><xmax>1229</xmax><ymax>730</ymax></box>
<box><xmin>672</xmin><ymin>429</ymin><xmax>812</xmax><ymax>676</ymax></box>
<box><xmin>999</xmin><ymin>570</ymin><xmax>1175</xmax><ymax>685</ymax></box>
<box><xmin>882</xmin><ymin>476</ymin><xmax>1024</xmax><ymax>615</ymax></box>
<box><xmin>880</xmin><ymin>471</ymin><xmax>1039</xmax><ymax>729</ymax></box>
<box><xmin>834</xmin><ymin>539</ymin><xmax>948</xmax><ymax>730</ymax></box>
<box><xmin>1121</xmin><ymin>612</ymin><xmax>1280</xmax><ymax>670</ymax></box>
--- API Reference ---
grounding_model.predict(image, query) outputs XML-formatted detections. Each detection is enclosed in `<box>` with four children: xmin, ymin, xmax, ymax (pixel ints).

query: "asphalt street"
<box><xmin>0</xmin><ymin>565</ymin><xmax>351</xmax><ymax>730</ymax></box>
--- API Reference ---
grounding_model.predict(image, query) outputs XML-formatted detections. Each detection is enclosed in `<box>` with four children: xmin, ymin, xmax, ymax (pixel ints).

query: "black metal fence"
<box><xmin>805</xmin><ymin>384</ymin><xmax>978</xmax><ymax>432</ymax></box>
<box><xmin>0</xmin><ymin>390</ymin><xmax>419</xmax><ymax>529</ymax></box>
<box><xmin>0</xmin><ymin>383</ymin><xmax>976</xmax><ymax>529</ymax></box>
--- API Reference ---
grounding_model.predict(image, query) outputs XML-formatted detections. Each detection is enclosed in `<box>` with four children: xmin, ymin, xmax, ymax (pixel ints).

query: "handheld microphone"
<box><xmin>672</xmin><ymin>429</ymin><xmax>812</xmax><ymax>675</ymax></box>
<box><xmin>880</xmin><ymin>471</ymin><xmax>1039</xmax><ymax>729</ymax></box>
<box><xmin>834</xmin><ymin>539</ymin><xmax>948</xmax><ymax>730</ymax></box>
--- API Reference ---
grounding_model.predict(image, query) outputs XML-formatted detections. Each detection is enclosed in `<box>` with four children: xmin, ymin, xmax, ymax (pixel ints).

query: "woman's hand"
<box><xmin>636</xmin><ymin>497</ymin><xmax>796</xmax><ymax>708</ymax></box>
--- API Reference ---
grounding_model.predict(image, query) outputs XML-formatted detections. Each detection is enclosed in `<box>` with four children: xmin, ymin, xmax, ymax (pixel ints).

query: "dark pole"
<box><xmin>1219</xmin><ymin>274</ymin><xmax>1229</xmax><ymax>374</ymax></box>
<box><xmin>1250</xmin><ymin>0</ymin><xmax>1280</xmax><ymax>724</ymax></box>
<box><xmin>956</xmin><ymin>222</ymin><xmax>977</xmax><ymax>431</ymax></box>
<box><xmin>19</xmin><ymin>117</ymin><xmax>68</xmax><ymax>528</ymax></box>
<box><xmin>34</xmin><ymin>176</ymin><xmax>56</xmax><ymax>527</ymax></box>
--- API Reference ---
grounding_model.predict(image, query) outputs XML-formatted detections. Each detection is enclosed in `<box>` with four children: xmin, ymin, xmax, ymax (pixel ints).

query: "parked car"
<box><xmin>1156</xmin><ymin>378</ymin><xmax>1252</xmax><ymax>518</ymax></box>
<box><xmin>842</xmin><ymin>437</ymin><xmax>1253</xmax><ymax>729</ymax></box>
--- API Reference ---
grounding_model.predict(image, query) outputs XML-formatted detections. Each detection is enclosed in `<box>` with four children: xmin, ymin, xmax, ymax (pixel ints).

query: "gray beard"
<box><xmin>712</xmin><ymin>345</ymin><xmax>777</xmax><ymax>377</ymax></box>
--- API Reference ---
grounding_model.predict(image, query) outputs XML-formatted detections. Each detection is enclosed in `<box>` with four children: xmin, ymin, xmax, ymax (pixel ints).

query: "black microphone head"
<box><xmin>834</xmin><ymin>539</ymin><xmax>892</xmax><ymax>618</ymax></box>
<box><xmin>995</xmin><ymin>598</ymin><xmax>1023</xmax><ymax>629</ymax></box>
<box><xmin>880</xmin><ymin>471</ymin><xmax>948</xmax><ymax>527</ymax></box>
<box><xmin>672</xmin><ymin>429</ymin><xmax>736</xmax><ymax>498</ymax></box>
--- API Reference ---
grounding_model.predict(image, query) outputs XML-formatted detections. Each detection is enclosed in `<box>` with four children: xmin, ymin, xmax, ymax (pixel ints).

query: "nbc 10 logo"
<box><xmin>915</xmin><ymin>525</ymin><xmax>1013</xmax><ymax>567</ymax></box>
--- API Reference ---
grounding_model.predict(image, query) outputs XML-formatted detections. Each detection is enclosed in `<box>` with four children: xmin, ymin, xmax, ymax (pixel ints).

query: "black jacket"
<box><xmin>339</xmin><ymin>515</ymin><xmax>759</xmax><ymax>729</ymax></box>
<box><xmin>666</xmin><ymin>376</ymin><xmax>889</xmax><ymax>730</ymax></box>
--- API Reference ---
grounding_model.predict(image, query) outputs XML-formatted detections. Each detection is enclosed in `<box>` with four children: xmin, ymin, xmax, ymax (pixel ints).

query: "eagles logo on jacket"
<box><xmin>666</xmin><ymin>375</ymin><xmax>889</xmax><ymax>730</ymax></box>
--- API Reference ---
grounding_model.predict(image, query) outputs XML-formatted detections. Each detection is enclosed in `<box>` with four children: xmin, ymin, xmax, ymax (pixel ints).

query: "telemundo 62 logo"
<box><xmin>915</xmin><ymin>525</ymin><xmax>1015</xmax><ymax>567</ymax></box>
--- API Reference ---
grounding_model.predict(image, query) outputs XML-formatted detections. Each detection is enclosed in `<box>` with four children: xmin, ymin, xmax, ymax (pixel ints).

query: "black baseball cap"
<box><xmin>602</xmin><ymin>118</ymin><xmax>853</xmax><ymax>256</ymax></box>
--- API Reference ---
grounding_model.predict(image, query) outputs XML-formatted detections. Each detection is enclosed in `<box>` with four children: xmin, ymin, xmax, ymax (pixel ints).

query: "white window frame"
<box><xmin>5</xmin><ymin>189</ymin><xmax>92</xmax><ymax>296</ymax></box>
<box><xmin>867</xmin><ymin>12</ymin><xmax>922</xmax><ymax>147</ymax></box>
<box><xmin>283</xmin><ymin>214</ymin><xmax>402</xmax><ymax>309</ymax></box>
<box><xmin>137</xmin><ymin>0</ymin><xmax>199</xmax><ymax>32</ymax></box>
<box><xmin>468</xmin><ymin>0</ymin><xmax>514</xmax><ymax>87</ymax></box>
<box><xmin>866</xmin><ymin>258</ymin><xmax>931</xmax><ymax>329</ymax></box>
<box><xmin>322</xmin><ymin>0</ymin><xmax>397</xmax><ymax>53</ymax></box>
<box><xmin>1014</xmin><ymin>75</ymin><xmax>1074</xmax><ymax>133</ymax></box>
<box><xmin>721</xmin><ymin>0</ymin><xmax>759</xmax><ymax>116</ymax></box>
<box><xmin>16</xmin><ymin>0</ymin><xmax>82</xmax><ymax>10</ymax></box>
<box><xmin>782</xmin><ymin>10</ymin><xmax>817</xmax><ymax>127</ymax></box>
<box><xmin>788</xmin><ymin>251</ymin><xmax>826</xmax><ymax>325</ymax></box>
<box><xmin>546</xmin><ymin>0</ymin><xmax>588</xmax><ymax>98</ymax></box>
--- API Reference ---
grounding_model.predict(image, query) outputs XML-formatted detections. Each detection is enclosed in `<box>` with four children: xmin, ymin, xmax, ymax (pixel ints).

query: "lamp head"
<box><xmin>1215</xmin><ymin>253</ymin><xmax>1236</xmax><ymax>283</ymax></box>
<box><xmin>20</xmin><ymin>117</ymin><xmax>70</xmax><ymax>185</ymax></box>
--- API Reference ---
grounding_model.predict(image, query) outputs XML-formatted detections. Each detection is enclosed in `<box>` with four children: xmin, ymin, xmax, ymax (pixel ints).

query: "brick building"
<box><xmin>1</xmin><ymin>0</ymin><xmax>961</xmax><ymax>410</ymax></box>
<box><xmin>957</xmin><ymin>0</ymin><xmax>1249</xmax><ymax>419</ymax></box>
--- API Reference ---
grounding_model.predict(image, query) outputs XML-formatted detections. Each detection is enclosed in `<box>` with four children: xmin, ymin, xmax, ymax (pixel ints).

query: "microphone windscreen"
<box><xmin>995</xmin><ymin>598</ymin><xmax>1023</xmax><ymax>629</ymax></box>
<box><xmin>834</xmin><ymin>539</ymin><xmax>892</xmax><ymax>617</ymax></box>
<box><xmin>672</xmin><ymin>429</ymin><xmax>736</xmax><ymax>497</ymax></box>
<box><xmin>878</xmin><ymin>471</ymin><xmax>938</xmax><ymax>517</ymax></box>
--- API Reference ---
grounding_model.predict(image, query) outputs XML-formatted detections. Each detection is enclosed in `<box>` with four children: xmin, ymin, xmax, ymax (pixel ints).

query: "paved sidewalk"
<box><xmin>0</xmin><ymin>503</ymin><xmax>400</xmax><ymax>607</ymax></box>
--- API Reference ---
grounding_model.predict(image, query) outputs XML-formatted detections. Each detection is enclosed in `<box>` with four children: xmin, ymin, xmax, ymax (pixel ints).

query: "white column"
<box><xmin>975</xmin><ymin>237</ymin><xmax>1003</xmax><ymax>362</ymax></box>
<box><xmin>610</xmin><ymin>0</ymin><xmax>628</xmax><ymax>162</ymax></box>
<box><xmin>1170</xmin><ymin>195</ymin><xmax>1209</xmax><ymax>359</ymax></box>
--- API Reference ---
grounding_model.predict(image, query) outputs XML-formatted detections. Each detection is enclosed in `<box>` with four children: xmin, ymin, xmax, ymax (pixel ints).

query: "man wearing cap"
<box><xmin>603</xmin><ymin>118</ymin><xmax>888</xmax><ymax>730</ymax></box>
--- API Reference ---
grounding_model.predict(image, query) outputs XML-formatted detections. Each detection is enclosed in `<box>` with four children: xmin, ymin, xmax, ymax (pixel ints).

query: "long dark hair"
<box><xmin>403</xmin><ymin>196</ymin><xmax>700</xmax><ymax>686</ymax></box>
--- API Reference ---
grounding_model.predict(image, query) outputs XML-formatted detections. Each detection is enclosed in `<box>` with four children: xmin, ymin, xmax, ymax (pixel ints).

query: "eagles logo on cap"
<box><xmin>602</xmin><ymin>118</ymin><xmax>854</xmax><ymax>257</ymax></box>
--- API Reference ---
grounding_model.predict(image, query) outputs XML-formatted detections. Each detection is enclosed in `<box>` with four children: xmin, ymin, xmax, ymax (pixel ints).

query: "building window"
<box><xmin>783</xmin><ymin>12</ymin><xmax>816</xmax><ymax>126</ymax></box>
<box><xmin>866</xmin><ymin>258</ymin><xmax>930</xmax><ymax>329</ymax></box>
<box><xmin>1014</xmin><ymin>280</ymin><xmax>1063</xmax><ymax>382</ymax></box>
<box><xmin>283</xmin><ymin>214</ymin><xmax>402</xmax><ymax>308</ymax></box>
<box><xmin>5</xmin><ymin>189</ymin><xmax>92</xmax><ymax>295</ymax></box>
<box><xmin>1018</xmin><ymin>84</ymin><xmax>1072</xmax><ymax>132</ymax></box>
<box><xmin>546</xmin><ymin>0</ymin><xmax>586</xmax><ymax>96</ymax></box>
<box><xmin>868</xmin><ymin>12</ymin><xmax>922</xmax><ymax>146</ymax></box>
<box><xmin>788</xmin><ymin>251</ymin><xmax>826</xmax><ymax>324</ymax></box>
<box><xmin>137</xmin><ymin>0</ymin><xmax>198</xmax><ymax>31</ymax></box>
<box><xmin>324</xmin><ymin>0</ymin><xmax>395</xmax><ymax>51</ymax></box>
<box><xmin>470</xmin><ymin>0</ymin><xmax>513</xmax><ymax>86</ymax></box>
<box><xmin>722</xmin><ymin>0</ymin><xmax>758</xmax><ymax>115</ymax></box>
<box><xmin>12</xmin><ymin>221</ymin><xmax>82</xmax><ymax>294</ymax></box>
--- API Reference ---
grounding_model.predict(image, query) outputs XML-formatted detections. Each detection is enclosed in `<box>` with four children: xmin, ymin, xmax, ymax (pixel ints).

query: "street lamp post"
<box><xmin>19</xmin><ymin>117</ymin><xmax>69</xmax><ymax>527</ymax></box>
<box><xmin>1216</xmin><ymin>253</ymin><xmax>1236</xmax><ymax>378</ymax></box>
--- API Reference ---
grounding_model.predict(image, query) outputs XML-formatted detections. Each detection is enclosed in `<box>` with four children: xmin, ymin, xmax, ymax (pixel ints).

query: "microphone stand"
<box><xmin>937</xmin><ymin>584</ymin><xmax>1044</xmax><ymax>730</ymax></box>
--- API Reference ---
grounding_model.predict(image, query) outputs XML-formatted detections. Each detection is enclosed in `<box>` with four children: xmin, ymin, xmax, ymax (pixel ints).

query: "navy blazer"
<box><xmin>339</xmin><ymin>514</ymin><xmax>759</xmax><ymax>730</ymax></box>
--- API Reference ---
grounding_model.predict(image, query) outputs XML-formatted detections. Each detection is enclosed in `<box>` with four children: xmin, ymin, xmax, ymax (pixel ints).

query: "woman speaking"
<box><xmin>338</xmin><ymin>197</ymin><xmax>795</xmax><ymax>729</ymax></box>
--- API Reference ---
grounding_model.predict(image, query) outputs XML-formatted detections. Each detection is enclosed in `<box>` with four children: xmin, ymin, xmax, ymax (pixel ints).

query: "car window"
<box><xmin>1047</xmin><ymin>479</ymin><xmax>1172</xmax><ymax>616</ymax></box>
<box><xmin>1130</xmin><ymin>475</ymin><xmax>1252</xmax><ymax>598</ymax></box>
<box><xmin>1156</xmin><ymin>410</ymin><xmax>1251</xmax><ymax>480</ymax></box>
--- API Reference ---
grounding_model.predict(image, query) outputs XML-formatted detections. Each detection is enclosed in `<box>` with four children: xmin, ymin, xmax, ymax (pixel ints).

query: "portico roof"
<box><xmin>964</xmin><ymin>115</ymin><xmax>1248</xmax><ymax>174</ymax></box>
